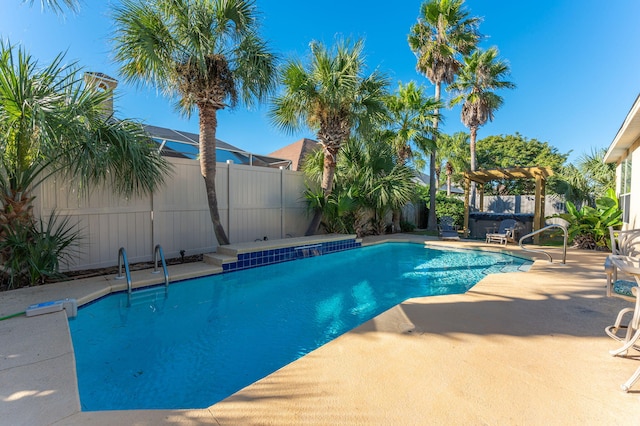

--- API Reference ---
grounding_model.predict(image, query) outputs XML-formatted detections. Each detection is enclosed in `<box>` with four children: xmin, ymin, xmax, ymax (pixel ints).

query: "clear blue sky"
<box><xmin>2</xmin><ymin>0</ymin><xmax>640</xmax><ymax>164</ymax></box>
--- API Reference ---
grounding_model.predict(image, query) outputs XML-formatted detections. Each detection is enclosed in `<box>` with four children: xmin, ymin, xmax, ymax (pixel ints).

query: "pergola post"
<box><xmin>533</xmin><ymin>175</ymin><xmax>545</xmax><ymax>244</ymax></box>
<box><xmin>463</xmin><ymin>177</ymin><xmax>470</xmax><ymax>238</ymax></box>
<box><xmin>478</xmin><ymin>184</ymin><xmax>485</xmax><ymax>212</ymax></box>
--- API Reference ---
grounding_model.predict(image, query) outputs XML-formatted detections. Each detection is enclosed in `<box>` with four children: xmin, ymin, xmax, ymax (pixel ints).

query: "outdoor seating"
<box><xmin>604</xmin><ymin>255</ymin><xmax>640</xmax><ymax>391</ymax></box>
<box><xmin>605</xmin><ymin>227</ymin><xmax>640</xmax><ymax>295</ymax></box>
<box><xmin>438</xmin><ymin>216</ymin><xmax>460</xmax><ymax>240</ymax></box>
<box><xmin>485</xmin><ymin>219</ymin><xmax>517</xmax><ymax>245</ymax></box>
<box><xmin>604</xmin><ymin>227</ymin><xmax>640</xmax><ymax>391</ymax></box>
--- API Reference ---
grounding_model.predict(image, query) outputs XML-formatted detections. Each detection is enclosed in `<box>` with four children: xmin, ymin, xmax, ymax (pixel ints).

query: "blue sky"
<box><xmin>2</xmin><ymin>0</ymin><xmax>640</xmax><ymax>164</ymax></box>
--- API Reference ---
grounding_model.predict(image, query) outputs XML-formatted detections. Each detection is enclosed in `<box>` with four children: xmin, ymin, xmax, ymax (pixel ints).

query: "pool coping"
<box><xmin>1</xmin><ymin>234</ymin><xmax>638</xmax><ymax>424</ymax></box>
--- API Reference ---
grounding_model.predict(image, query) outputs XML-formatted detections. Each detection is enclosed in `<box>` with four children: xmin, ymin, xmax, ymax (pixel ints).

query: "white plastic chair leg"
<box><xmin>621</xmin><ymin>366</ymin><xmax>640</xmax><ymax>392</ymax></box>
<box><xmin>609</xmin><ymin>328</ymin><xmax>640</xmax><ymax>356</ymax></box>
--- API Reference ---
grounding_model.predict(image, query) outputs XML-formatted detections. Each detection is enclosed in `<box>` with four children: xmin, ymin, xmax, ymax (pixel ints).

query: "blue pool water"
<box><xmin>69</xmin><ymin>243</ymin><xmax>531</xmax><ymax>411</ymax></box>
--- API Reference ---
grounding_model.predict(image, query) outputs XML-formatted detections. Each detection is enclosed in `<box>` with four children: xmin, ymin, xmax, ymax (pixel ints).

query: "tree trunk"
<box><xmin>445</xmin><ymin>162</ymin><xmax>453</xmax><ymax>196</ymax></box>
<box><xmin>305</xmin><ymin>210</ymin><xmax>323</xmax><ymax>236</ymax></box>
<box><xmin>392</xmin><ymin>209</ymin><xmax>401</xmax><ymax>233</ymax></box>
<box><xmin>305</xmin><ymin>145</ymin><xmax>339</xmax><ymax>236</ymax></box>
<box><xmin>469</xmin><ymin>125</ymin><xmax>478</xmax><ymax>210</ymax></box>
<box><xmin>199</xmin><ymin>103</ymin><xmax>230</xmax><ymax>246</ymax></box>
<box><xmin>427</xmin><ymin>82</ymin><xmax>441</xmax><ymax>231</ymax></box>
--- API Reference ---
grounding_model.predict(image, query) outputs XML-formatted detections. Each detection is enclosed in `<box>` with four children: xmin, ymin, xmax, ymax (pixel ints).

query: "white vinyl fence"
<box><xmin>33</xmin><ymin>158</ymin><xmax>310</xmax><ymax>271</ymax></box>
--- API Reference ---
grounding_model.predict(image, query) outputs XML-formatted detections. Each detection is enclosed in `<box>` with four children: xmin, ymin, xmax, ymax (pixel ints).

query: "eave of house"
<box><xmin>604</xmin><ymin>93</ymin><xmax>640</xmax><ymax>164</ymax></box>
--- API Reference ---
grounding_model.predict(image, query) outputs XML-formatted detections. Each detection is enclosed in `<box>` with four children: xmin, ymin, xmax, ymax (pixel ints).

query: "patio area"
<box><xmin>1</xmin><ymin>234</ymin><xmax>639</xmax><ymax>424</ymax></box>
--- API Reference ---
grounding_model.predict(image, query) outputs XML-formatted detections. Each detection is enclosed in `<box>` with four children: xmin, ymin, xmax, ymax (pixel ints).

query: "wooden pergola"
<box><xmin>463</xmin><ymin>166</ymin><xmax>554</xmax><ymax>243</ymax></box>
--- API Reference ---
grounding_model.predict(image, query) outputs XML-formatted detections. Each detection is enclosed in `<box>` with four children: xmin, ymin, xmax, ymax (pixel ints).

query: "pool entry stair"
<box><xmin>204</xmin><ymin>234</ymin><xmax>362</xmax><ymax>272</ymax></box>
<box><xmin>116</xmin><ymin>245</ymin><xmax>170</xmax><ymax>306</ymax></box>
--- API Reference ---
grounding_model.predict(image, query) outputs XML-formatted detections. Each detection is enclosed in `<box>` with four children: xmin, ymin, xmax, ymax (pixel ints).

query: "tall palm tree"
<box><xmin>112</xmin><ymin>0</ymin><xmax>277</xmax><ymax>245</ymax></box>
<box><xmin>408</xmin><ymin>0</ymin><xmax>480</xmax><ymax>231</ymax></box>
<box><xmin>270</xmin><ymin>39</ymin><xmax>388</xmax><ymax>235</ymax></box>
<box><xmin>384</xmin><ymin>81</ymin><xmax>440</xmax><ymax>231</ymax></box>
<box><xmin>448</xmin><ymin>47</ymin><xmax>515</xmax><ymax>177</ymax></box>
<box><xmin>0</xmin><ymin>42</ymin><xmax>169</xmax><ymax>232</ymax></box>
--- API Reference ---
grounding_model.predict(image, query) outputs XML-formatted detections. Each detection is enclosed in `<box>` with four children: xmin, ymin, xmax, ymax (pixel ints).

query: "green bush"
<box><xmin>0</xmin><ymin>213</ymin><xmax>80</xmax><ymax>289</ymax></box>
<box><xmin>552</xmin><ymin>188</ymin><xmax>622</xmax><ymax>250</ymax></box>
<box><xmin>400</xmin><ymin>220</ymin><xmax>416</xmax><ymax>232</ymax></box>
<box><xmin>418</xmin><ymin>186</ymin><xmax>465</xmax><ymax>227</ymax></box>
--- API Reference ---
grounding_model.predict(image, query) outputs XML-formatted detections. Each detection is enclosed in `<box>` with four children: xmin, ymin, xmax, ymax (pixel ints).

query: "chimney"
<box><xmin>83</xmin><ymin>72</ymin><xmax>118</xmax><ymax>117</ymax></box>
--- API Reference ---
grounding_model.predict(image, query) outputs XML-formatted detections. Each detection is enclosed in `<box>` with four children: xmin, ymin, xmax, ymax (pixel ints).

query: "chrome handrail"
<box><xmin>115</xmin><ymin>247</ymin><xmax>133</xmax><ymax>305</ymax></box>
<box><xmin>152</xmin><ymin>244</ymin><xmax>170</xmax><ymax>293</ymax></box>
<box><xmin>518</xmin><ymin>224</ymin><xmax>568</xmax><ymax>264</ymax></box>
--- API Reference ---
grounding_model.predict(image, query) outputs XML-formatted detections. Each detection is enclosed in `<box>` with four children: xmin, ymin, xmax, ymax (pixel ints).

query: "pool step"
<box><xmin>128</xmin><ymin>287</ymin><xmax>166</xmax><ymax>307</ymax></box>
<box><xmin>203</xmin><ymin>253</ymin><xmax>237</xmax><ymax>267</ymax></box>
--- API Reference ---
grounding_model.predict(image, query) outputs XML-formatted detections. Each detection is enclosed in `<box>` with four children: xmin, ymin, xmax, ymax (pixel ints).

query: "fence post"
<box><xmin>280</xmin><ymin>166</ymin><xmax>285</xmax><ymax>239</ymax></box>
<box><xmin>226</xmin><ymin>160</ymin><xmax>233</xmax><ymax>243</ymax></box>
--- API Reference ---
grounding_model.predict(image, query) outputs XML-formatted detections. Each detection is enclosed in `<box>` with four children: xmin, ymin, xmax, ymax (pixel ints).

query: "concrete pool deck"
<box><xmin>1</xmin><ymin>234</ymin><xmax>639</xmax><ymax>424</ymax></box>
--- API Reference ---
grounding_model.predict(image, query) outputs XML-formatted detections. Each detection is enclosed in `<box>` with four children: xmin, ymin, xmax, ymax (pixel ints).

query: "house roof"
<box><xmin>267</xmin><ymin>138</ymin><xmax>321</xmax><ymax>171</ymax></box>
<box><xmin>604</xmin><ymin>93</ymin><xmax>640</xmax><ymax>164</ymax></box>
<box><xmin>413</xmin><ymin>171</ymin><xmax>464</xmax><ymax>193</ymax></box>
<box><xmin>144</xmin><ymin>124</ymin><xmax>241</xmax><ymax>152</ymax></box>
<box><xmin>144</xmin><ymin>124</ymin><xmax>292</xmax><ymax>168</ymax></box>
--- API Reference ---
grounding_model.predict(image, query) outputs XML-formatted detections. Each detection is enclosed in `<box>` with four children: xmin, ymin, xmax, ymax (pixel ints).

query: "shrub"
<box><xmin>418</xmin><ymin>186</ymin><xmax>465</xmax><ymax>227</ymax></box>
<box><xmin>0</xmin><ymin>213</ymin><xmax>80</xmax><ymax>289</ymax></box>
<box><xmin>400</xmin><ymin>220</ymin><xmax>416</xmax><ymax>232</ymax></box>
<box><xmin>552</xmin><ymin>188</ymin><xmax>622</xmax><ymax>250</ymax></box>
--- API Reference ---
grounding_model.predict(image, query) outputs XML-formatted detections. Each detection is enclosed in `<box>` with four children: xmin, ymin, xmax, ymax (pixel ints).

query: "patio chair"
<box><xmin>604</xmin><ymin>255</ymin><xmax>640</xmax><ymax>391</ymax></box>
<box><xmin>605</xmin><ymin>227</ymin><xmax>640</xmax><ymax>298</ymax></box>
<box><xmin>485</xmin><ymin>219</ymin><xmax>517</xmax><ymax>245</ymax></box>
<box><xmin>438</xmin><ymin>216</ymin><xmax>460</xmax><ymax>240</ymax></box>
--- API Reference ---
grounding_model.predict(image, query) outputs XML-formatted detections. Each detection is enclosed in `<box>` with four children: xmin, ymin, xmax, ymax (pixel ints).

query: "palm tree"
<box><xmin>112</xmin><ymin>0</ymin><xmax>277</xmax><ymax>245</ymax></box>
<box><xmin>0</xmin><ymin>42</ymin><xmax>169</xmax><ymax>228</ymax></box>
<box><xmin>408</xmin><ymin>0</ymin><xmax>480</xmax><ymax>231</ymax></box>
<box><xmin>436</xmin><ymin>131</ymin><xmax>470</xmax><ymax>195</ymax></box>
<box><xmin>385</xmin><ymin>81</ymin><xmax>440</xmax><ymax>164</ymax></box>
<box><xmin>302</xmin><ymin>135</ymin><xmax>415</xmax><ymax>236</ymax></box>
<box><xmin>270</xmin><ymin>39</ymin><xmax>388</xmax><ymax>235</ymax></box>
<box><xmin>558</xmin><ymin>148</ymin><xmax>616</xmax><ymax>206</ymax></box>
<box><xmin>384</xmin><ymin>81</ymin><xmax>440</xmax><ymax>231</ymax></box>
<box><xmin>0</xmin><ymin>43</ymin><xmax>170</xmax><ymax>285</ymax></box>
<box><xmin>576</xmin><ymin>147</ymin><xmax>616</xmax><ymax>199</ymax></box>
<box><xmin>22</xmin><ymin>0</ymin><xmax>78</xmax><ymax>14</ymax></box>
<box><xmin>449</xmin><ymin>47</ymin><xmax>515</xmax><ymax>178</ymax></box>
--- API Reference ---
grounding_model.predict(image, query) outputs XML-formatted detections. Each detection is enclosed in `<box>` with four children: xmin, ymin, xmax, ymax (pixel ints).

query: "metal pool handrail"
<box><xmin>518</xmin><ymin>224</ymin><xmax>568</xmax><ymax>264</ymax></box>
<box><xmin>152</xmin><ymin>244</ymin><xmax>170</xmax><ymax>294</ymax></box>
<box><xmin>115</xmin><ymin>247</ymin><xmax>133</xmax><ymax>305</ymax></box>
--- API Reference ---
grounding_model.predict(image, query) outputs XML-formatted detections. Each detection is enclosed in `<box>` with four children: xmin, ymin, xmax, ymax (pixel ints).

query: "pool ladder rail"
<box><xmin>116</xmin><ymin>245</ymin><xmax>170</xmax><ymax>306</ymax></box>
<box><xmin>518</xmin><ymin>224</ymin><xmax>568</xmax><ymax>264</ymax></box>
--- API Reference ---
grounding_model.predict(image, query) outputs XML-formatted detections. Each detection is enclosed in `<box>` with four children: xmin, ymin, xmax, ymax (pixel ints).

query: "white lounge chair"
<box><xmin>485</xmin><ymin>219</ymin><xmax>517</xmax><ymax>245</ymax></box>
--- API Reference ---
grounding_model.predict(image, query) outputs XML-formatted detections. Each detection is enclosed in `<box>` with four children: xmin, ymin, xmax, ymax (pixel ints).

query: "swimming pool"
<box><xmin>69</xmin><ymin>242</ymin><xmax>531</xmax><ymax>411</ymax></box>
